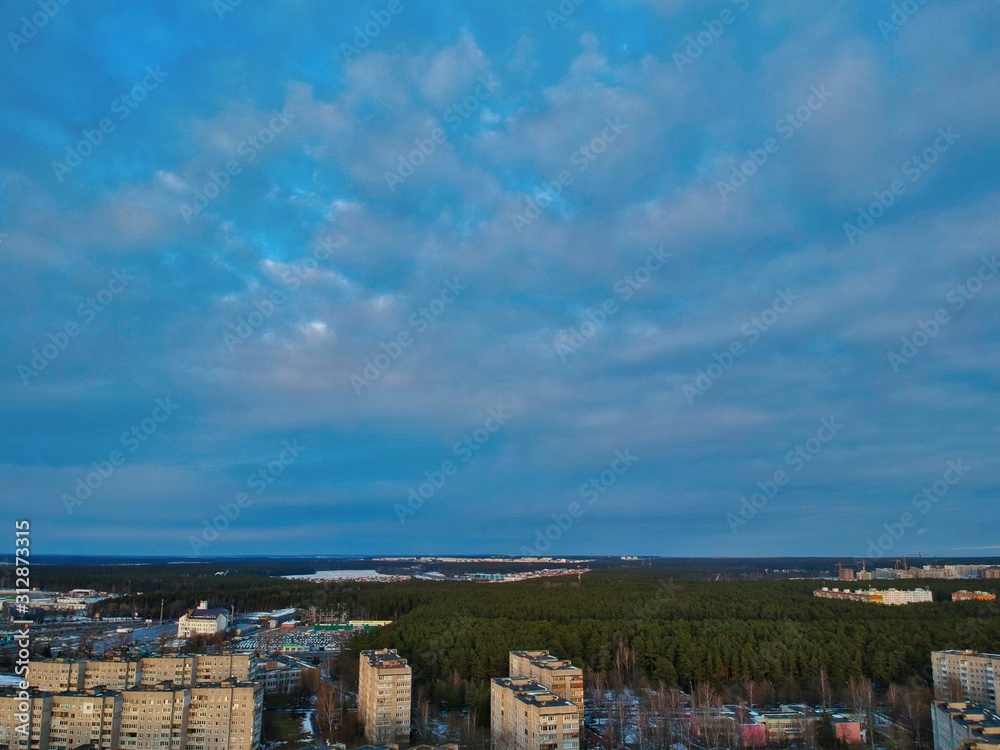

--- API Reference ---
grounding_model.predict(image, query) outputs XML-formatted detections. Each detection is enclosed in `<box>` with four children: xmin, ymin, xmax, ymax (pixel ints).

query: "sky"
<box><xmin>1</xmin><ymin>0</ymin><xmax>998</xmax><ymax>559</ymax></box>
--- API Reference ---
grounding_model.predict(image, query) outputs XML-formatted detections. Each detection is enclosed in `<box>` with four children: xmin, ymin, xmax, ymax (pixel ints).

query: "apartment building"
<box><xmin>814</xmin><ymin>587</ymin><xmax>934</xmax><ymax>605</ymax></box>
<box><xmin>26</xmin><ymin>661</ymin><xmax>84</xmax><ymax>693</ymax></box>
<box><xmin>358</xmin><ymin>649</ymin><xmax>412</xmax><ymax>745</ymax></box>
<box><xmin>933</xmin><ymin>651</ymin><xmax>1000</xmax><ymax>713</ymax></box>
<box><xmin>4</xmin><ymin>682</ymin><xmax>262</xmax><ymax>750</ymax></box>
<box><xmin>48</xmin><ymin>689</ymin><xmax>121</xmax><ymax>750</ymax></box>
<box><xmin>139</xmin><ymin>657</ymin><xmax>198</xmax><ymax>687</ymax></box>
<box><xmin>931</xmin><ymin>701</ymin><xmax>1000</xmax><ymax>750</ymax></box>
<box><xmin>491</xmin><ymin>677</ymin><xmax>580</xmax><ymax>750</ymax></box>
<box><xmin>194</xmin><ymin>653</ymin><xmax>255</xmax><ymax>684</ymax></box>
<box><xmin>120</xmin><ymin>685</ymin><xmax>189</xmax><ymax>750</ymax></box>
<box><xmin>186</xmin><ymin>681</ymin><xmax>262</xmax><ymax>750</ymax></box>
<box><xmin>84</xmin><ymin>660</ymin><xmax>141</xmax><ymax>690</ymax></box>
<box><xmin>0</xmin><ymin>689</ymin><xmax>51</xmax><ymax>750</ymax></box>
<box><xmin>509</xmin><ymin>651</ymin><xmax>584</xmax><ymax>719</ymax></box>
<box><xmin>953</xmin><ymin>591</ymin><xmax>998</xmax><ymax>603</ymax></box>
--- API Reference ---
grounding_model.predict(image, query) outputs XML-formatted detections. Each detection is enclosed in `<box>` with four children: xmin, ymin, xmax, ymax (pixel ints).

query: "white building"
<box><xmin>177</xmin><ymin>601</ymin><xmax>229</xmax><ymax>638</ymax></box>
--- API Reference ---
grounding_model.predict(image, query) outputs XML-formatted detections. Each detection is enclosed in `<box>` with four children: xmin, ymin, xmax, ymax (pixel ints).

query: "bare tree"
<box><xmin>315</xmin><ymin>680</ymin><xmax>341</xmax><ymax>740</ymax></box>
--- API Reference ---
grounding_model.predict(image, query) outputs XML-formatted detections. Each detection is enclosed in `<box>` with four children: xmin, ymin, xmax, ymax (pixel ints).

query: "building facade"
<box><xmin>358</xmin><ymin>649</ymin><xmax>412</xmax><ymax>745</ymax></box>
<box><xmin>931</xmin><ymin>701</ymin><xmax>1000</xmax><ymax>750</ymax></box>
<box><xmin>84</xmin><ymin>660</ymin><xmax>141</xmax><ymax>690</ymax></box>
<box><xmin>3</xmin><ymin>683</ymin><xmax>261</xmax><ymax>750</ymax></box>
<box><xmin>509</xmin><ymin>651</ymin><xmax>584</xmax><ymax>719</ymax></box>
<box><xmin>814</xmin><ymin>587</ymin><xmax>934</xmax><ymax>604</ymax></box>
<box><xmin>0</xmin><ymin>690</ymin><xmax>51</xmax><ymax>750</ymax></box>
<box><xmin>933</xmin><ymin>651</ymin><xmax>1000</xmax><ymax>713</ymax></box>
<box><xmin>177</xmin><ymin>602</ymin><xmax>229</xmax><ymax>638</ymax></box>
<box><xmin>491</xmin><ymin>677</ymin><xmax>580</xmax><ymax>750</ymax></box>
<box><xmin>48</xmin><ymin>690</ymin><xmax>122</xmax><ymax>750</ymax></box>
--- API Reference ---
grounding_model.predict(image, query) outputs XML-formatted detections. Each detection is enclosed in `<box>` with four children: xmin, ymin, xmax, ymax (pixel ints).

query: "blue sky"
<box><xmin>1</xmin><ymin>0</ymin><xmax>998</xmax><ymax>558</ymax></box>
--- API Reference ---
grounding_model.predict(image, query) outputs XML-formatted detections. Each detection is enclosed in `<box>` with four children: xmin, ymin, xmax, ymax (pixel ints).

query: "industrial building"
<box><xmin>358</xmin><ymin>649</ymin><xmax>412</xmax><ymax>745</ymax></box>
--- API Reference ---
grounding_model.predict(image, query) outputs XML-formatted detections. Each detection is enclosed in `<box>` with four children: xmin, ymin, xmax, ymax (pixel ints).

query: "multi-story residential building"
<box><xmin>139</xmin><ymin>657</ymin><xmax>198</xmax><ymax>687</ymax></box>
<box><xmin>814</xmin><ymin>587</ymin><xmax>934</xmax><ymax>605</ymax></box>
<box><xmin>0</xmin><ymin>689</ymin><xmax>52</xmax><ymax>750</ymax></box>
<box><xmin>509</xmin><ymin>651</ymin><xmax>584</xmax><ymax>719</ymax></box>
<box><xmin>931</xmin><ymin>701</ymin><xmax>1000</xmax><ymax>750</ymax></box>
<box><xmin>186</xmin><ymin>681</ymin><xmax>262</xmax><ymax>750</ymax></box>
<box><xmin>119</xmin><ymin>685</ymin><xmax>189</xmax><ymax>750</ymax></box>
<box><xmin>47</xmin><ymin>689</ymin><xmax>121</xmax><ymax>750</ymax></box>
<box><xmin>953</xmin><ymin>591</ymin><xmax>998</xmax><ymax>603</ymax></box>
<box><xmin>27</xmin><ymin>661</ymin><xmax>84</xmax><ymax>693</ymax></box>
<box><xmin>84</xmin><ymin>660</ymin><xmax>141</xmax><ymax>690</ymax></box>
<box><xmin>193</xmin><ymin>653</ymin><xmax>255</xmax><ymax>684</ymax></box>
<box><xmin>358</xmin><ymin>649</ymin><xmax>412</xmax><ymax>745</ymax></box>
<box><xmin>5</xmin><ymin>682</ymin><xmax>262</xmax><ymax>750</ymax></box>
<box><xmin>491</xmin><ymin>677</ymin><xmax>580</xmax><ymax>750</ymax></box>
<box><xmin>932</xmin><ymin>651</ymin><xmax>1000</xmax><ymax>713</ymax></box>
<box><xmin>177</xmin><ymin>602</ymin><xmax>229</xmax><ymax>639</ymax></box>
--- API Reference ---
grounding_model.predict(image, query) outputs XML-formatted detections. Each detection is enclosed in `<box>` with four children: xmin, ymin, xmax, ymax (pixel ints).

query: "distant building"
<box><xmin>83</xmin><ymin>659</ymin><xmax>140</xmax><ymax>690</ymax></box>
<box><xmin>358</xmin><ymin>649</ymin><xmax>412</xmax><ymax>745</ymax></box>
<box><xmin>933</xmin><ymin>651</ymin><xmax>1000</xmax><ymax>713</ymax></box>
<box><xmin>177</xmin><ymin>601</ymin><xmax>229</xmax><ymax>638</ymax></box>
<box><xmin>814</xmin><ymin>587</ymin><xmax>934</xmax><ymax>605</ymax></box>
<box><xmin>194</xmin><ymin>653</ymin><xmax>256</xmax><ymax>684</ymax></box>
<box><xmin>509</xmin><ymin>651</ymin><xmax>584</xmax><ymax>719</ymax></box>
<box><xmin>932</xmin><ymin>701</ymin><xmax>1000</xmax><ymax>750</ymax></box>
<box><xmin>26</xmin><ymin>661</ymin><xmax>85</xmax><ymax>693</ymax></box>
<box><xmin>953</xmin><ymin>591</ymin><xmax>997</xmax><ymax>603</ymax></box>
<box><xmin>490</xmin><ymin>677</ymin><xmax>579</xmax><ymax>750</ymax></box>
<box><xmin>139</xmin><ymin>656</ymin><xmax>198</xmax><ymax>687</ymax></box>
